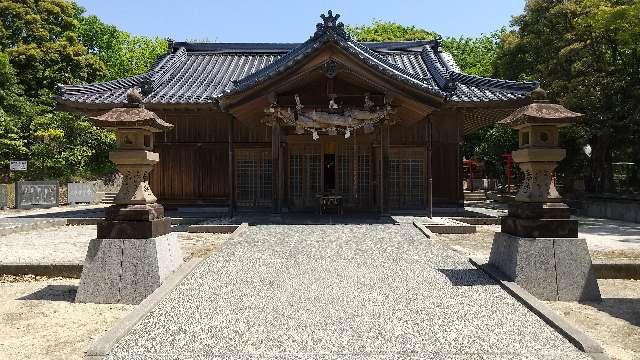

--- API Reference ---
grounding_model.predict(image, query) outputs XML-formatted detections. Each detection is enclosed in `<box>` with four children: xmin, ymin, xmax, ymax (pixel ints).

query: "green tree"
<box><xmin>78</xmin><ymin>15</ymin><xmax>167</xmax><ymax>81</ymax></box>
<box><xmin>348</xmin><ymin>20</ymin><xmax>502</xmax><ymax>77</ymax></box>
<box><xmin>347</xmin><ymin>21</ymin><xmax>437</xmax><ymax>43</ymax></box>
<box><xmin>494</xmin><ymin>0</ymin><xmax>640</xmax><ymax>193</ymax></box>
<box><xmin>0</xmin><ymin>0</ymin><xmax>166</xmax><ymax>183</ymax></box>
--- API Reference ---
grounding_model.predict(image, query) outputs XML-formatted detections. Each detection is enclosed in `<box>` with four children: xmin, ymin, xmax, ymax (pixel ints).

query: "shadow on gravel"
<box><xmin>588</xmin><ymin>298</ymin><xmax>640</xmax><ymax>326</ymax></box>
<box><xmin>18</xmin><ymin>285</ymin><xmax>77</xmax><ymax>302</ymax></box>
<box><xmin>437</xmin><ymin>268</ymin><xmax>497</xmax><ymax>286</ymax></box>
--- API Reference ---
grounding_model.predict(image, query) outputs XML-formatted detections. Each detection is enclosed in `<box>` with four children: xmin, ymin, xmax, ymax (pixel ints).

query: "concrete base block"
<box><xmin>75</xmin><ymin>233</ymin><xmax>183</xmax><ymax>304</ymax></box>
<box><xmin>488</xmin><ymin>232</ymin><xmax>601</xmax><ymax>301</ymax></box>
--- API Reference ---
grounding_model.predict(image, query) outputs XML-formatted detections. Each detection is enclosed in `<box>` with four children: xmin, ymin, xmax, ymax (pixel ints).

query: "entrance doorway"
<box><xmin>324</xmin><ymin>154</ymin><xmax>336</xmax><ymax>192</ymax></box>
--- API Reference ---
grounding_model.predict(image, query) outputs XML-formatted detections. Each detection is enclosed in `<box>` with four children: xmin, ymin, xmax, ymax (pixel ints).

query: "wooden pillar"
<box><xmin>272</xmin><ymin>122</ymin><xmax>281</xmax><ymax>213</ymax></box>
<box><xmin>228</xmin><ymin>116</ymin><xmax>235</xmax><ymax>217</ymax></box>
<box><xmin>426</xmin><ymin>117</ymin><xmax>433</xmax><ymax>218</ymax></box>
<box><xmin>380</xmin><ymin>123</ymin><xmax>390</xmax><ymax>216</ymax></box>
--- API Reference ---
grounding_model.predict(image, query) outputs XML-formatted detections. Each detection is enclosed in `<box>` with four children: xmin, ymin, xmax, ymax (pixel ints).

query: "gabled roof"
<box><xmin>57</xmin><ymin>11</ymin><xmax>538</xmax><ymax>110</ymax></box>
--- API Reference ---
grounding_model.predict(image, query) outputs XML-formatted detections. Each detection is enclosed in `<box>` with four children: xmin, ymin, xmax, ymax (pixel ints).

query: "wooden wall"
<box><xmin>149</xmin><ymin>108</ymin><xmax>463</xmax><ymax>209</ymax></box>
<box><xmin>150</xmin><ymin>110</ymin><xmax>230</xmax><ymax>205</ymax></box>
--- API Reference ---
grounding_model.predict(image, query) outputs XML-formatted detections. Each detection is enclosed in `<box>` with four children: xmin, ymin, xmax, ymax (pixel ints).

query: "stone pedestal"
<box><xmin>76</xmin><ymin>203</ymin><xmax>182</xmax><ymax>304</ymax></box>
<box><xmin>76</xmin><ymin>100</ymin><xmax>181</xmax><ymax>304</ymax></box>
<box><xmin>488</xmin><ymin>92</ymin><xmax>601</xmax><ymax>301</ymax></box>
<box><xmin>488</xmin><ymin>232</ymin><xmax>601</xmax><ymax>301</ymax></box>
<box><xmin>75</xmin><ymin>233</ymin><xmax>182</xmax><ymax>304</ymax></box>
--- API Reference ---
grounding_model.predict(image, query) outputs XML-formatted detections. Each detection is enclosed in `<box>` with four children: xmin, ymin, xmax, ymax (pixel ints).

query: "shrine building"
<box><xmin>57</xmin><ymin>11</ymin><xmax>538</xmax><ymax>215</ymax></box>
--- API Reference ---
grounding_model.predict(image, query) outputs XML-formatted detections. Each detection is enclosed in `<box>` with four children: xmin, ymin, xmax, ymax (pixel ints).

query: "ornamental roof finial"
<box><xmin>126</xmin><ymin>87</ymin><xmax>144</xmax><ymax>108</ymax></box>
<box><xmin>314</xmin><ymin>10</ymin><xmax>347</xmax><ymax>38</ymax></box>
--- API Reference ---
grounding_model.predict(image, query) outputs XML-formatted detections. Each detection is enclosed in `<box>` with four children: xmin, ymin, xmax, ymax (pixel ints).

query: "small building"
<box><xmin>57</xmin><ymin>12</ymin><xmax>537</xmax><ymax>215</ymax></box>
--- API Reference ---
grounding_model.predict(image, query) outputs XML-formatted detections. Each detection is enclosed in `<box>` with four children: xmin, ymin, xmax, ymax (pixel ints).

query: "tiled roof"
<box><xmin>57</xmin><ymin>12</ymin><xmax>538</xmax><ymax>110</ymax></box>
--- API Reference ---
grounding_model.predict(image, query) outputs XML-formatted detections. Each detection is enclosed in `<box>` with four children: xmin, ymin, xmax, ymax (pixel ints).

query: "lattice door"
<box><xmin>235</xmin><ymin>149</ymin><xmax>272</xmax><ymax>209</ymax></box>
<box><xmin>288</xmin><ymin>144</ymin><xmax>321</xmax><ymax>210</ymax></box>
<box><xmin>336</xmin><ymin>142</ymin><xmax>372</xmax><ymax>209</ymax></box>
<box><xmin>387</xmin><ymin>149</ymin><xmax>424</xmax><ymax>210</ymax></box>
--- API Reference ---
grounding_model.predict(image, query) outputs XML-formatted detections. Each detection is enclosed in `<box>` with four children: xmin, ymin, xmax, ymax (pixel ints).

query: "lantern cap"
<box><xmin>500</xmin><ymin>90</ymin><xmax>583</xmax><ymax>128</ymax></box>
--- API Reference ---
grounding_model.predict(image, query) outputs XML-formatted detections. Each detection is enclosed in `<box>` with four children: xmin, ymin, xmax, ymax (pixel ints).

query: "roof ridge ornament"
<box><xmin>314</xmin><ymin>10</ymin><xmax>348</xmax><ymax>39</ymax></box>
<box><xmin>126</xmin><ymin>87</ymin><xmax>145</xmax><ymax>108</ymax></box>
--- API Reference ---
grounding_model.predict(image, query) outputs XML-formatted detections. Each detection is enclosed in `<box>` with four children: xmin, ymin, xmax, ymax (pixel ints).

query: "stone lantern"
<box><xmin>488</xmin><ymin>88</ymin><xmax>601</xmax><ymax>301</ymax></box>
<box><xmin>76</xmin><ymin>88</ymin><xmax>183</xmax><ymax>304</ymax></box>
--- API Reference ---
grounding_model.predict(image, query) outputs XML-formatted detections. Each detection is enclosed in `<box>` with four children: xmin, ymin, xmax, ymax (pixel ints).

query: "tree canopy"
<box><xmin>0</xmin><ymin>0</ymin><xmax>167</xmax><ymax>183</ymax></box>
<box><xmin>494</xmin><ymin>0</ymin><xmax>640</xmax><ymax>193</ymax></box>
<box><xmin>348</xmin><ymin>20</ymin><xmax>503</xmax><ymax>77</ymax></box>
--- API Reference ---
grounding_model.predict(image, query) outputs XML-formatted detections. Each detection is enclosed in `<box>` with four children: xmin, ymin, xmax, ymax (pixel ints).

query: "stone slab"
<box><xmin>502</xmin><ymin>216</ymin><xmax>578</xmax><ymax>238</ymax></box>
<box><xmin>68</xmin><ymin>182</ymin><xmax>98</xmax><ymax>204</ymax></box>
<box><xmin>554</xmin><ymin>238</ymin><xmax>602</xmax><ymax>301</ymax></box>
<box><xmin>489</xmin><ymin>232</ymin><xmax>558</xmax><ymax>300</ymax></box>
<box><xmin>0</xmin><ymin>184</ymin><xmax>7</xmax><ymax>209</ymax></box>
<box><xmin>104</xmin><ymin>204</ymin><xmax>165</xmax><ymax>221</ymax></box>
<box><xmin>97</xmin><ymin>217</ymin><xmax>171</xmax><ymax>239</ymax></box>
<box><xmin>76</xmin><ymin>233</ymin><xmax>183</xmax><ymax>304</ymax></box>
<box><xmin>508</xmin><ymin>201</ymin><xmax>571</xmax><ymax>219</ymax></box>
<box><xmin>15</xmin><ymin>181</ymin><xmax>59</xmax><ymax>209</ymax></box>
<box><xmin>488</xmin><ymin>232</ymin><xmax>601</xmax><ymax>301</ymax></box>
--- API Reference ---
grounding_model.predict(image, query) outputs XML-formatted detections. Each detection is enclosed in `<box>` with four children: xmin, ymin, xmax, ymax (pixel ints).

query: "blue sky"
<box><xmin>76</xmin><ymin>0</ymin><xmax>526</xmax><ymax>42</ymax></box>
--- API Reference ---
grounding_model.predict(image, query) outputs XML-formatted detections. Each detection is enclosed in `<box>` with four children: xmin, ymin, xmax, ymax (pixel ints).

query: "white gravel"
<box><xmin>0</xmin><ymin>225</ymin><xmax>95</xmax><ymax>264</ymax></box>
<box><xmin>107</xmin><ymin>224</ymin><xmax>590</xmax><ymax>359</ymax></box>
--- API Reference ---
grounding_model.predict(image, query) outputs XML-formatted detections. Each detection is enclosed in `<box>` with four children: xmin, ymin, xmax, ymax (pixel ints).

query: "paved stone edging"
<box><xmin>84</xmin><ymin>223</ymin><xmax>248</xmax><ymax>359</ymax></box>
<box><xmin>469</xmin><ymin>257</ymin><xmax>608</xmax><ymax>360</ymax></box>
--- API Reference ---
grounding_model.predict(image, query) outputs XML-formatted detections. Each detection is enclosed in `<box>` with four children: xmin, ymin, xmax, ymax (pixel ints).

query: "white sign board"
<box><xmin>10</xmin><ymin>160</ymin><xmax>27</xmax><ymax>171</ymax></box>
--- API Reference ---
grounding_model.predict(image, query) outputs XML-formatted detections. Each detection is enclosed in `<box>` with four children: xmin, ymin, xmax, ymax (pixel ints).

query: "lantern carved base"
<box><xmin>488</xmin><ymin>232</ymin><xmax>601</xmax><ymax>301</ymax></box>
<box><xmin>97</xmin><ymin>203</ymin><xmax>171</xmax><ymax>239</ymax></box>
<box><xmin>501</xmin><ymin>202</ymin><xmax>578</xmax><ymax>238</ymax></box>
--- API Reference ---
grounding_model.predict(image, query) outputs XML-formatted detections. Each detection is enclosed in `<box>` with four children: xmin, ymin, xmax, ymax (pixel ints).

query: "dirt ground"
<box><xmin>434</xmin><ymin>227</ymin><xmax>640</xmax><ymax>360</ymax></box>
<box><xmin>0</xmin><ymin>232</ymin><xmax>231</xmax><ymax>360</ymax></box>
<box><xmin>0</xmin><ymin>275</ymin><xmax>133</xmax><ymax>360</ymax></box>
<box><xmin>546</xmin><ymin>279</ymin><xmax>640</xmax><ymax>360</ymax></box>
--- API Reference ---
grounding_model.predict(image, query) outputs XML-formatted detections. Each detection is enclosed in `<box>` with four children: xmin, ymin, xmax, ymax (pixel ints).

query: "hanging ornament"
<box><xmin>312</xmin><ymin>130</ymin><xmax>319</xmax><ymax>141</ymax></box>
<box><xmin>364</xmin><ymin>93</ymin><xmax>374</xmax><ymax>111</ymax></box>
<box><xmin>329</xmin><ymin>95</ymin><xmax>339</xmax><ymax>109</ymax></box>
<box><xmin>327</xmin><ymin>127</ymin><xmax>337</xmax><ymax>136</ymax></box>
<box><xmin>344</xmin><ymin>128</ymin><xmax>351</xmax><ymax>139</ymax></box>
<box><xmin>294</xmin><ymin>94</ymin><xmax>303</xmax><ymax>112</ymax></box>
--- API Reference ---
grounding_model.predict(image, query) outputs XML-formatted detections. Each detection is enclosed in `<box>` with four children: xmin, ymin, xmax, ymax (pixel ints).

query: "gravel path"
<box><xmin>107</xmin><ymin>224</ymin><xmax>589</xmax><ymax>359</ymax></box>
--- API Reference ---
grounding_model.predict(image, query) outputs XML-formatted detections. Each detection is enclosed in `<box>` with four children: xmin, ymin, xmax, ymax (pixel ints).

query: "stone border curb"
<box><xmin>593</xmin><ymin>261</ymin><xmax>640</xmax><ymax>279</ymax></box>
<box><xmin>413</xmin><ymin>221</ymin><xmax>435</xmax><ymax>238</ymax></box>
<box><xmin>0</xmin><ymin>263</ymin><xmax>82</xmax><ymax>278</ymax></box>
<box><xmin>469</xmin><ymin>257</ymin><xmax>608</xmax><ymax>359</ymax></box>
<box><xmin>84</xmin><ymin>223</ymin><xmax>249</xmax><ymax>359</ymax></box>
<box><xmin>187</xmin><ymin>224</ymin><xmax>239</xmax><ymax>233</ymax></box>
<box><xmin>453</xmin><ymin>217</ymin><xmax>500</xmax><ymax>225</ymax></box>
